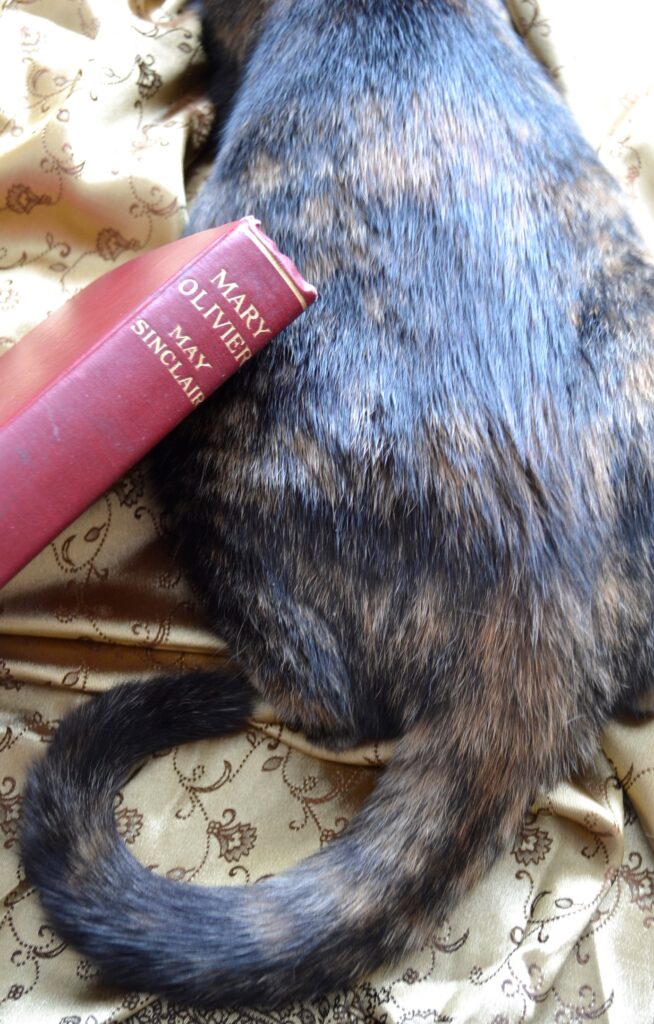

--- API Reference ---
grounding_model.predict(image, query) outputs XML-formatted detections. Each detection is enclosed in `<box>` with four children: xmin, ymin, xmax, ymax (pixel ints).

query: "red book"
<box><xmin>0</xmin><ymin>217</ymin><xmax>317</xmax><ymax>588</ymax></box>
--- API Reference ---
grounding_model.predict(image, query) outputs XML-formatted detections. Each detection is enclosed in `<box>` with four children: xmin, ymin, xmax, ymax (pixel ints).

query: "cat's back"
<box><xmin>180</xmin><ymin>0</ymin><xmax>654</xmax><ymax>531</ymax></box>
<box><xmin>155</xmin><ymin>0</ymin><xmax>654</xmax><ymax>735</ymax></box>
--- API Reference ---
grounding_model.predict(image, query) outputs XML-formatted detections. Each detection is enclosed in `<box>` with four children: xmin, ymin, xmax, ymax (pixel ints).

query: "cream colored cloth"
<box><xmin>1</xmin><ymin>1</ymin><xmax>654</xmax><ymax>1021</ymax></box>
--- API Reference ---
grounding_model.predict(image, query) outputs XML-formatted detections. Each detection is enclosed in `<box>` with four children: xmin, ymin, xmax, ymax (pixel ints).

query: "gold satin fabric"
<box><xmin>1</xmin><ymin>1</ymin><xmax>654</xmax><ymax>1020</ymax></box>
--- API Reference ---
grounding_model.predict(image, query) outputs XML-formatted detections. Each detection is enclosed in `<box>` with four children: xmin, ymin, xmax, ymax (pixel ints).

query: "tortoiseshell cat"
<box><xmin>21</xmin><ymin>0</ymin><xmax>654</xmax><ymax>1009</ymax></box>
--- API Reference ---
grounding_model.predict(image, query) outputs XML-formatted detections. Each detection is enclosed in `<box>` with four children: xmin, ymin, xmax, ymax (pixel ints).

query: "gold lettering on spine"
<box><xmin>208</xmin><ymin>268</ymin><xmax>238</xmax><ymax>297</ymax></box>
<box><xmin>179</xmin><ymin>273</ymin><xmax>271</xmax><ymax>346</ymax></box>
<box><xmin>178</xmin><ymin>278</ymin><xmax>199</xmax><ymax>296</ymax></box>
<box><xmin>168</xmin><ymin>324</ymin><xmax>192</xmax><ymax>345</ymax></box>
<box><xmin>169</xmin><ymin>324</ymin><xmax>213</xmax><ymax>371</ymax></box>
<box><xmin>133</xmin><ymin>245</ymin><xmax>289</xmax><ymax>407</ymax></box>
<box><xmin>190</xmin><ymin>290</ymin><xmax>209</xmax><ymax>311</ymax></box>
<box><xmin>223</xmin><ymin>332</ymin><xmax>252</xmax><ymax>364</ymax></box>
<box><xmin>131</xmin><ymin>319</ymin><xmax>149</xmax><ymax>336</ymax></box>
<box><xmin>209</xmin><ymin>269</ymin><xmax>272</xmax><ymax>339</ymax></box>
<box><xmin>130</xmin><ymin>318</ymin><xmax>206</xmax><ymax>407</ymax></box>
<box><xmin>146</xmin><ymin>334</ymin><xmax>166</xmax><ymax>356</ymax></box>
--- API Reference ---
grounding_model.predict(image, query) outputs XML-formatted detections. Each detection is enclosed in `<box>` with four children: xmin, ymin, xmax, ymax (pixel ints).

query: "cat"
<box><xmin>20</xmin><ymin>0</ymin><xmax>654</xmax><ymax>1009</ymax></box>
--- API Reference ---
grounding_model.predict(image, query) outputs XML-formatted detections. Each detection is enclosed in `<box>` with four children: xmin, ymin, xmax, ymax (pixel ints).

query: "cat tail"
<box><xmin>20</xmin><ymin>668</ymin><xmax>560</xmax><ymax>1008</ymax></box>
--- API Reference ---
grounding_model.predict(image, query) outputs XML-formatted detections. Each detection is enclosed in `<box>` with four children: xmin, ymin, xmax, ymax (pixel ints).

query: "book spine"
<box><xmin>0</xmin><ymin>219</ymin><xmax>316</xmax><ymax>587</ymax></box>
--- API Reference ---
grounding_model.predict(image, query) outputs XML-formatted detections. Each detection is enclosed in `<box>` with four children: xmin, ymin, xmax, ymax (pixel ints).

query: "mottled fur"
<box><xmin>21</xmin><ymin>0</ymin><xmax>654</xmax><ymax>1009</ymax></box>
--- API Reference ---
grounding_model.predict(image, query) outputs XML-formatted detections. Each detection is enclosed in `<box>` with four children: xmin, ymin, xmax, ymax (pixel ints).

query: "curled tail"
<box><xmin>21</xmin><ymin>670</ymin><xmax>547</xmax><ymax>1008</ymax></box>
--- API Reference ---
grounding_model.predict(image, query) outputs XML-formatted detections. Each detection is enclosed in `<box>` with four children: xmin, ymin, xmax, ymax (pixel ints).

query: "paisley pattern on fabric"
<box><xmin>1</xmin><ymin>1</ymin><xmax>654</xmax><ymax>1020</ymax></box>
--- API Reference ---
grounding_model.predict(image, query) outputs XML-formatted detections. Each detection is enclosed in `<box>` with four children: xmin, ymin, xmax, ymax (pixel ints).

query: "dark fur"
<box><xmin>21</xmin><ymin>0</ymin><xmax>654</xmax><ymax>1008</ymax></box>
